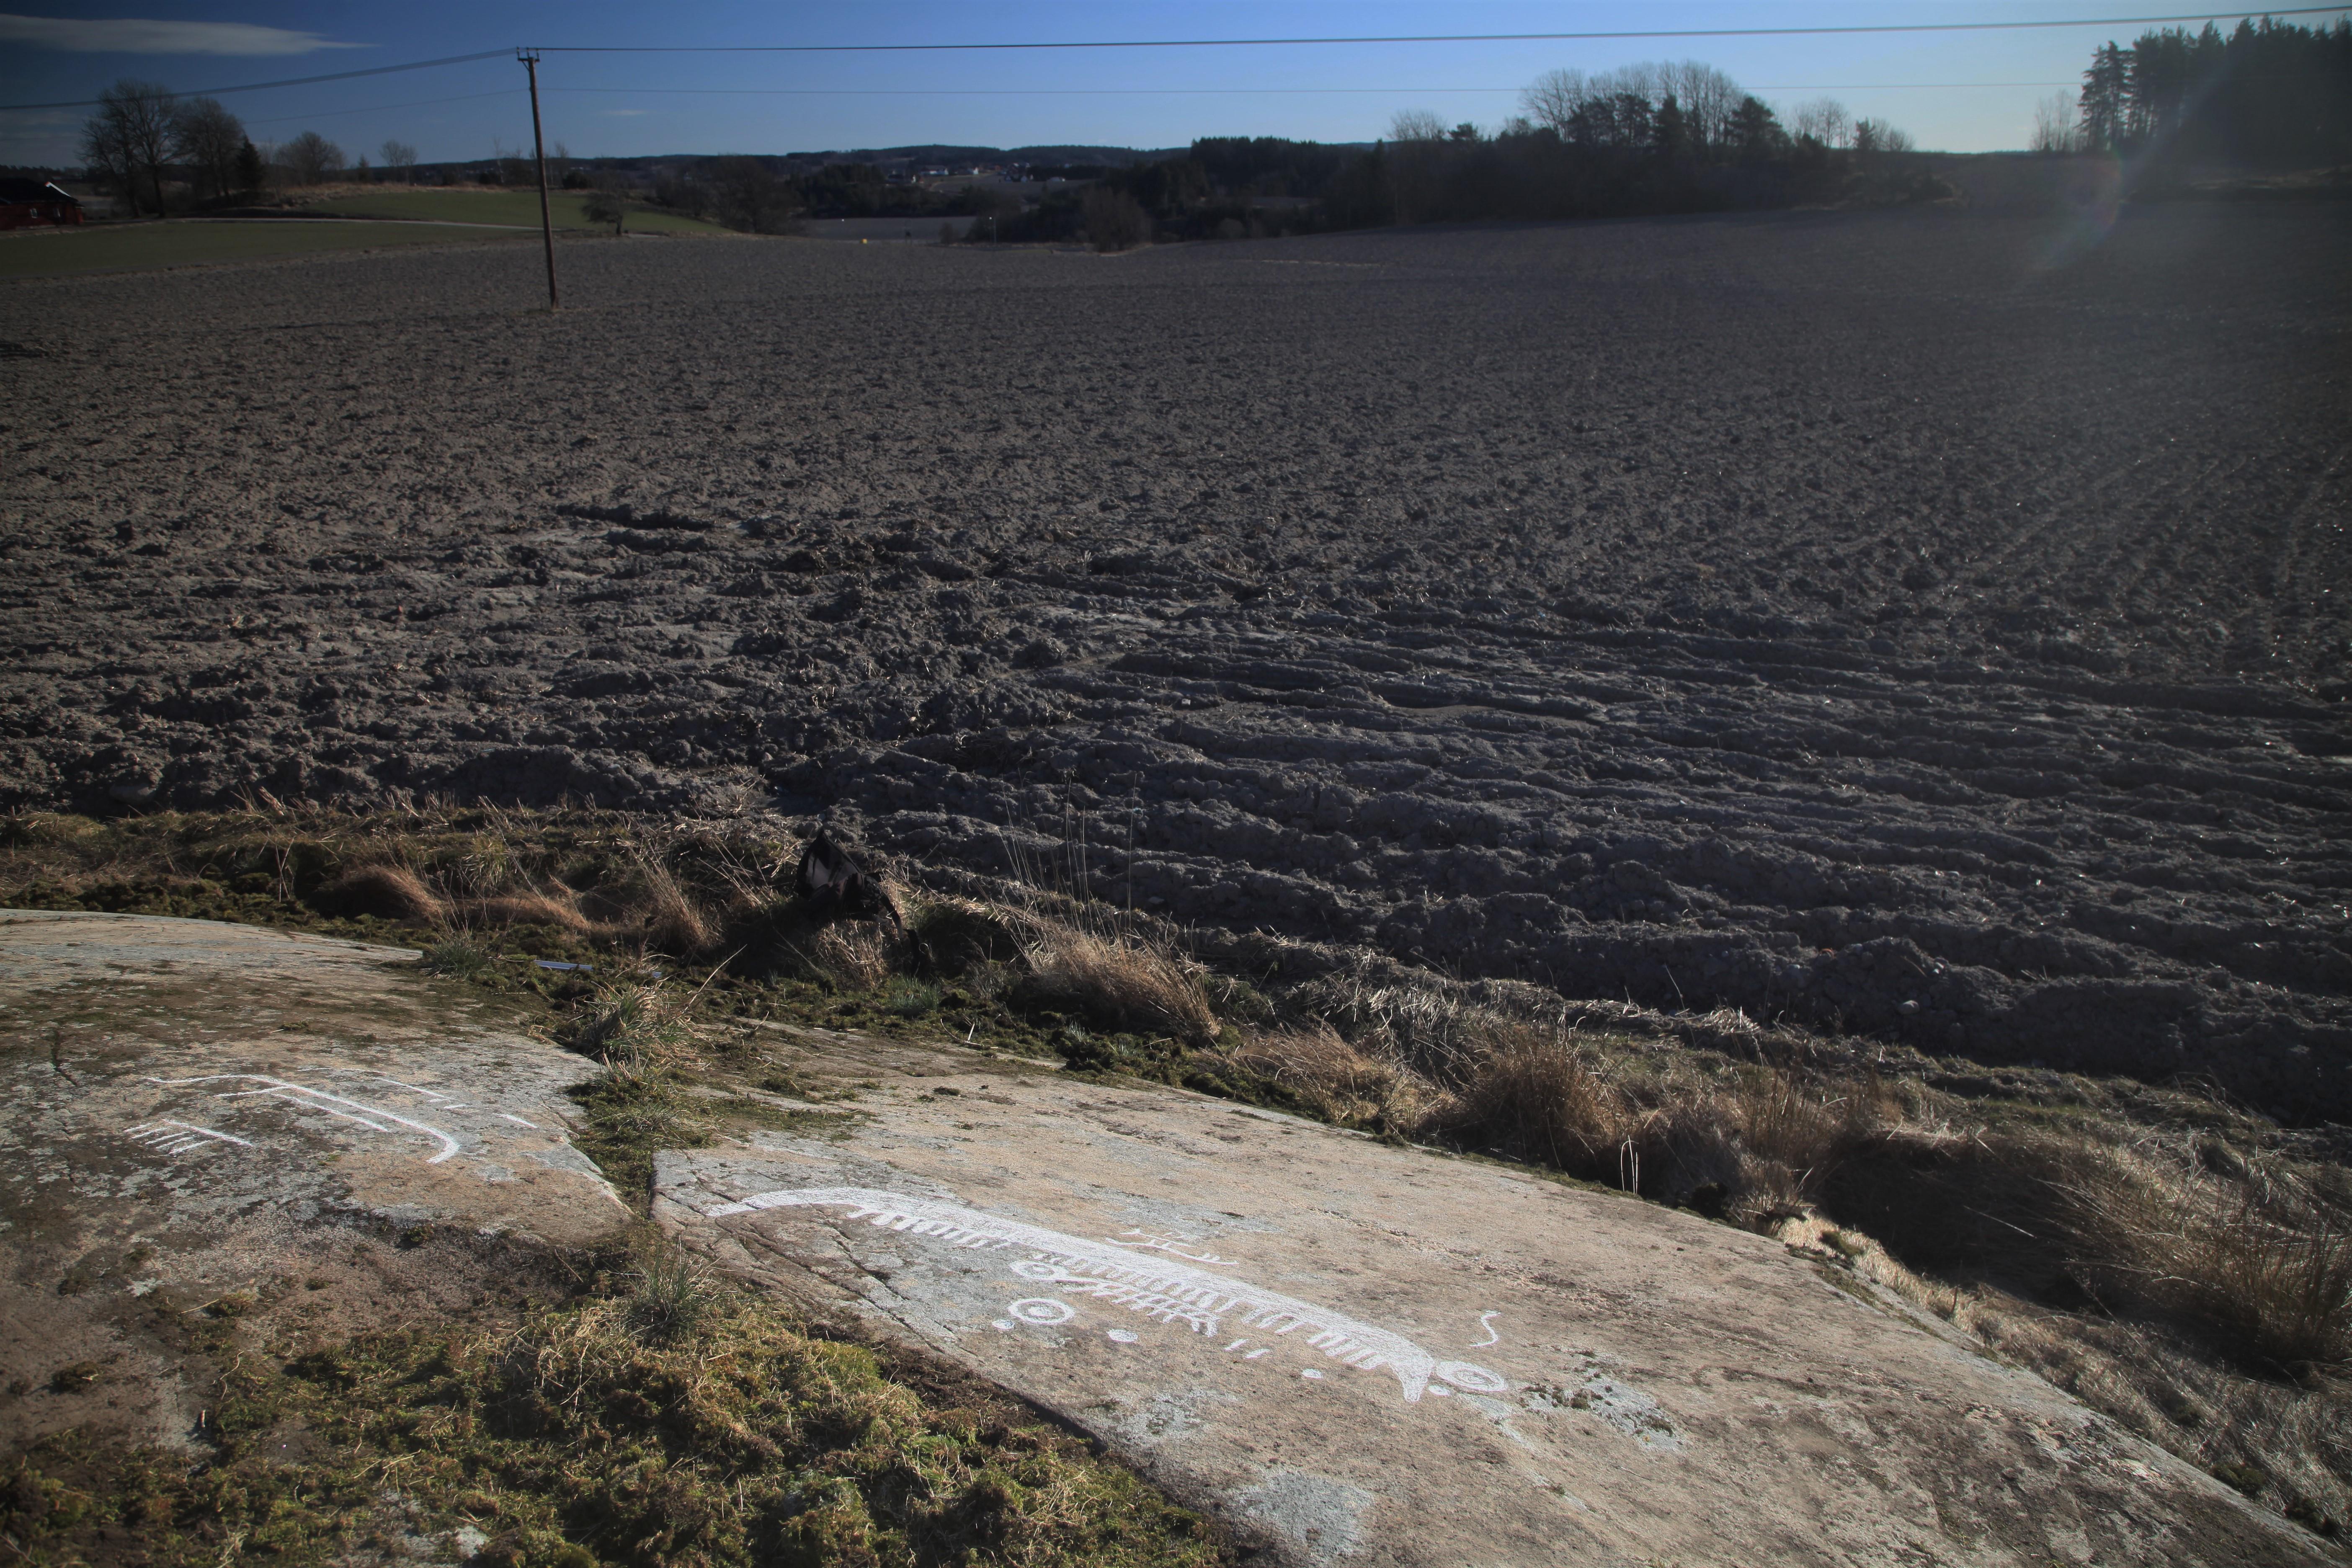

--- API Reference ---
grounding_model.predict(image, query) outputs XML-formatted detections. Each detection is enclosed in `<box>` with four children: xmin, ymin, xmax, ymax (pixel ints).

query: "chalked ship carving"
<box><xmin>705</xmin><ymin>1185</ymin><xmax>1504</xmax><ymax>1403</ymax></box>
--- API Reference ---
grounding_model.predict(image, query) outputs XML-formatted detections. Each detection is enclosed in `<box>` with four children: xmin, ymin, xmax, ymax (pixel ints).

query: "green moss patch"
<box><xmin>2</xmin><ymin>1287</ymin><xmax>1220</xmax><ymax>1568</ymax></box>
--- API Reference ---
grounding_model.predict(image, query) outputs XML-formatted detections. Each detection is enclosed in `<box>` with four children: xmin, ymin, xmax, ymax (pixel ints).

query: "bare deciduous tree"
<box><xmin>581</xmin><ymin>178</ymin><xmax>627</xmax><ymax>236</ymax></box>
<box><xmin>1387</xmin><ymin>110</ymin><xmax>1448</xmax><ymax>144</ymax></box>
<box><xmin>2032</xmin><ymin>92</ymin><xmax>2082</xmax><ymax>155</ymax></box>
<box><xmin>1852</xmin><ymin>118</ymin><xmax>1914</xmax><ymax>156</ymax></box>
<box><xmin>81</xmin><ymin>116</ymin><xmax>138</xmax><ymax>212</ymax></box>
<box><xmin>170</xmin><ymin>96</ymin><xmax>243</xmax><ymax>201</ymax></box>
<box><xmin>82</xmin><ymin>78</ymin><xmax>175</xmax><ymax>215</ymax></box>
<box><xmin>1518</xmin><ymin>61</ymin><xmax>1743</xmax><ymax>152</ymax></box>
<box><xmin>1655</xmin><ymin>61</ymin><xmax>1742</xmax><ymax>152</ymax></box>
<box><xmin>1521</xmin><ymin>69</ymin><xmax>1587</xmax><ymax>136</ymax></box>
<box><xmin>281</xmin><ymin>130</ymin><xmax>346</xmax><ymax>187</ymax></box>
<box><xmin>379</xmin><ymin>139</ymin><xmax>418</xmax><ymax>180</ymax></box>
<box><xmin>1792</xmin><ymin>97</ymin><xmax>1854</xmax><ymax>149</ymax></box>
<box><xmin>1380</xmin><ymin>111</ymin><xmax>1451</xmax><ymax>223</ymax></box>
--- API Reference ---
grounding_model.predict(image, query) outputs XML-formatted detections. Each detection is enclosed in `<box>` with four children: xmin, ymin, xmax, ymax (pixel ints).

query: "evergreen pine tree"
<box><xmin>2079</xmin><ymin>44</ymin><xmax>2130</xmax><ymax>152</ymax></box>
<box><xmin>1652</xmin><ymin>93</ymin><xmax>1689</xmax><ymax>161</ymax></box>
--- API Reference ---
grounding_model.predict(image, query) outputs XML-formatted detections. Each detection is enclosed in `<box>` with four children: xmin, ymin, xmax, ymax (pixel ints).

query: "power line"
<box><xmin>538</xmin><ymin>82</ymin><xmax>2081</xmax><ymax>99</ymax></box>
<box><xmin>547</xmin><ymin>86</ymin><xmax>1526</xmax><ymax>97</ymax></box>
<box><xmin>219</xmin><ymin>79</ymin><xmax>2077</xmax><ymax>134</ymax></box>
<box><xmin>214</xmin><ymin>77</ymin><xmax>2081</xmax><ymax>131</ymax></box>
<box><xmin>242</xmin><ymin>90</ymin><xmax>522</xmax><ymax>127</ymax></box>
<box><xmin>0</xmin><ymin>49</ymin><xmax>511</xmax><ymax>113</ymax></box>
<box><xmin>8</xmin><ymin>6</ymin><xmax>2341</xmax><ymax>114</ymax></box>
<box><xmin>529</xmin><ymin>8</ymin><xmax>2352</xmax><ymax>53</ymax></box>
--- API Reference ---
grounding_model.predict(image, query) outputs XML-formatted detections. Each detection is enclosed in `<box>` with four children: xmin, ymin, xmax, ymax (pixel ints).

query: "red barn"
<box><xmin>0</xmin><ymin>179</ymin><xmax>84</xmax><ymax>229</ymax></box>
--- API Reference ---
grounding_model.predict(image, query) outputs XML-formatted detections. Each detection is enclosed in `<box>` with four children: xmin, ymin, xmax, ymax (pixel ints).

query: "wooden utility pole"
<box><xmin>519</xmin><ymin>48</ymin><xmax>558</xmax><ymax>310</ymax></box>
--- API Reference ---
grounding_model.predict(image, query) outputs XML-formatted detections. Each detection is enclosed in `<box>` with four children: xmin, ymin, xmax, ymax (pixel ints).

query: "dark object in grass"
<box><xmin>2286</xmin><ymin>1494</ymin><xmax>2340</xmax><ymax>1537</ymax></box>
<box><xmin>796</xmin><ymin>830</ymin><xmax>898</xmax><ymax>925</ymax></box>
<box><xmin>313</xmin><ymin>863</ymin><xmax>444</xmax><ymax>923</ymax></box>
<box><xmin>2214</xmin><ymin>1460</ymin><xmax>2269</xmax><ymax>1497</ymax></box>
<box><xmin>47</xmin><ymin>1361</ymin><xmax>101</xmax><ymax>1393</ymax></box>
<box><xmin>908</xmin><ymin>897</ymin><xmax>1023</xmax><ymax>977</ymax></box>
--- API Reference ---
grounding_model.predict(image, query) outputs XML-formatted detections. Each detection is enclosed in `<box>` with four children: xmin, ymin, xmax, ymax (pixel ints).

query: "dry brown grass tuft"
<box><xmin>1019</xmin><ymin>924</ymin><xmax>1216</xmax><ymax>1042</ymax></box>
<box><xmin>572</xmin><ymin>971</ymin><xmax>695</xmax><ymax>1077</ymax></box>
<box><xmin>1821</xmin><ymin>1122</ymin><xmax>2352</xmax><ymax>1376</ymax></box>
<box><xmin>468</xmin><ymin>891</ymin><xmax>592</xmax><ymax>931</ymax></box>
<box><xmin>1404</xmin><ymin>1021</ymin><xmax>1893</xmax><ymax>1220</ymax></box>
<box><xmin>604</xmin><ymin>854</ymin><xmax>712</xmax><ymax>952</ymax></box>
<box><xmin>1289</xmin><ymin>970</ymin><xmax>1496</xmax><ymax>1083</ymax></box>
<box><xmin>1223</xmin><ymin>1023</ymin><xmax>1424</xmax><ymax>1124</ymax></box>
<box><xmin>1418</xmin><ymin>1024</ymin><xmax>1632</xmax><ymax>1171</ymax></box>
<box><xmin>314</xmin><ymin>863</ymin><xmax>445</xmax><ymax>923</ymax></box>
<box><xmin>1642</xmin><ymin>1068</ymin><xmax>1883</xmax><ymax>1215</ymax></box>
<box><xmin>0</xmin><ymin>806</ymin><xmax>779</xmax><ymax>962</ymax></box>
<box><xmin>807</xmin><ymin>921</ymin><xmax>897</xmax><ymax>992</ymax></box>
<box><xmin>2062</xmin><ymin>1144</ymin><xmax>2352</xmax><ymax>1372</ymax></box>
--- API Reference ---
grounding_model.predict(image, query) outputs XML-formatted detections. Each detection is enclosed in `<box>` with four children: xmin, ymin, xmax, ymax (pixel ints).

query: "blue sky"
<box><xmin>4</xmin><ymin>2</ymin><xmax>2345</xmax><ymax>167</ymax></box>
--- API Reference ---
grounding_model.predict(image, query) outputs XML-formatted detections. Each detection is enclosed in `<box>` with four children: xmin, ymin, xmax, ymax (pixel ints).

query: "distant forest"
<box><xmin>994</xmin><ymin>61</ymin><xmax>1947</xmax><ymax>243</ymax></box>
<box><xmin>2074</xmin><ymin>16</ymin><xmax>2352</xmax><ymax>165</ymax></box>
<box><xmin>1005</xmin><ymin>17</ymin><xmax>2349</xmax><ymax>244</ymax></box>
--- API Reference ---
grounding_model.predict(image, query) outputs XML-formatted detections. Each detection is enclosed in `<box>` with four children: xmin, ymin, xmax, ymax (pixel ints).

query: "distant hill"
<box><xmin>395</xmin><ymin>140</ymin><xmax>1377</xmax><ymax>192</ymax></box>
<box><xmin>405</xmin><ymin>145</ymin><xmax>1359</xmax><ymax>183</ymax></box>
<box><xmin>777</xmin><ymin>145</ymin><xmax>1187</xmax><ymax>167</ymax></box>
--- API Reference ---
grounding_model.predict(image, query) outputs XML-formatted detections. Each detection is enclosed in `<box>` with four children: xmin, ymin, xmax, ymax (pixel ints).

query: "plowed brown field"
<box><xmin>5</xmin><ymin>205</ymin><xmax>2347</xmax><ymax>1112</ymax></box>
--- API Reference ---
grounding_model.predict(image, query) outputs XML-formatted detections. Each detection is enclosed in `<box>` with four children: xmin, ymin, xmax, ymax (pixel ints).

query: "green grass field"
<box><xmin>0</xmin><ymin>220</ymin><xmax>534</xmax><ymax>279</ymax></box>
<box><xmin>304</xmin><ymin>188</ymin><xmax>730</xmax><ymax>235</ymax></box>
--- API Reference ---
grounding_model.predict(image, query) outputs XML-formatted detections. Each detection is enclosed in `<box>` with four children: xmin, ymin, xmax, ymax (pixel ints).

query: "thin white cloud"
<box><xmin>0</xmin><ymin>13</ymin><xmax>368</xmax><ymax>55</ymax></box>
<box><xmin>600</xmin><ymin>108</ymin><xmax>647</xmax><ymax>117</ymax></box>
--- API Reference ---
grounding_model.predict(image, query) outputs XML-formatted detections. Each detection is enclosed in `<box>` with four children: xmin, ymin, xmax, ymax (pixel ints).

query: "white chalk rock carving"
<box><xmin>1104</xmin><ymin>1230</ymin><xmax>1238</xmax><ymax>1265</ymax></box>
<box><xmin>706</xmin><ymin>1185</ymin><xmax>1502</xmax><ymax>1404</ymax></box>
<box><xmin>124</xmin><ymin>1119</ymin><xmax>255</xmax><ymax>1155</ymax></box>
<box><xmin>144</xmin><ymin>1074</ymin><xmax>462</xmax><ymax>1163</ymax></box>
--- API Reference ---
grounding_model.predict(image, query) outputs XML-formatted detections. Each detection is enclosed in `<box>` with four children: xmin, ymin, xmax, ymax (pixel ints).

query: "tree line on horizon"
<box><xmin>1006</xmin><ymin>17</ymin><xmax>2349</xmax><ymax>248</ymax></box>
<box><xmin>977</xmin><ymin>62</ymin><xmax>1941</xmax><ymax>246</ymax></box>
<box><xmin>77</xmin><ymin>79</ymin><xmax>432</xmax><ymax>217</ymax></box>
<box><xmin>2070</xmin><ymin>16</ymin><xmax>2351</xmax><ymax>166</ymax></box>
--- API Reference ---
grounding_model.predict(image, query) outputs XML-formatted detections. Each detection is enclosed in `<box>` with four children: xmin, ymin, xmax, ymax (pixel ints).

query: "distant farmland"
<box><xmin>0</xmin><ymin>220</ymin><xmax>532</xmax><ymax>279</ymax></box>
<box><xmin>0</xmin><ymin>190</ymin><xmax>735</xmax><ymax>279</ymax></box>
<box><xmin>302</xmin><ymin>188</ymin><xmax>732</xmax><ymax>235</ymax></box>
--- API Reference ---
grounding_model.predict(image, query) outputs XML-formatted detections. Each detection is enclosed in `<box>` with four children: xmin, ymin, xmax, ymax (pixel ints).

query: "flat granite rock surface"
<box><xmin>0</xmin><ymin>910</ymin><xmax>626</xmax><ymax>1451</ymax></box>
<box><xmin>659</xmin><ymin>1027</ymin><xmax>2323</xmax><ymax>1567</ymax></box>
